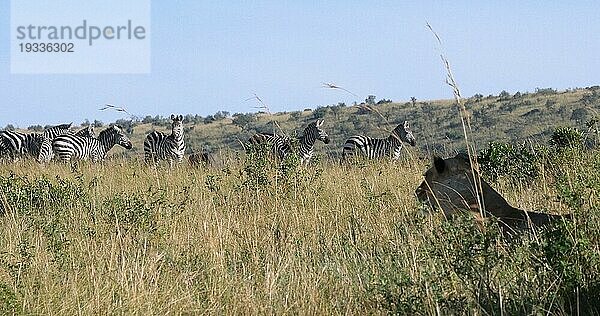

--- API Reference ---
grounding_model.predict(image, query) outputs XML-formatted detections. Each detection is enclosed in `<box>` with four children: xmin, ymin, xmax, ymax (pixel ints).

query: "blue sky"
<box><xmin>1</xmin><ymin>1</ymin><xmax>599</xmax><ymax>127</ymax></box>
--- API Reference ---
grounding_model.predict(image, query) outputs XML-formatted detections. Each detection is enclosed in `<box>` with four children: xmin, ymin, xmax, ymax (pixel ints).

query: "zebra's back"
<box><xmin>0</xmin><ymin>131</ymin><xmax>45</xmax><ymax>161</ymax></box>
<box><xmin>343</xmin><ymin>136</ymin><xmax>393</xmax><ymax>159</ymax></box>
<box><xmin>247</xmin><ymin>133</ymin><xmax>293</xmax><ymax>160</ymax></box>
<box><xmin>52</xmin><ymin>135</ymin><xmax>103</xmax><ymax>162</ymax></box>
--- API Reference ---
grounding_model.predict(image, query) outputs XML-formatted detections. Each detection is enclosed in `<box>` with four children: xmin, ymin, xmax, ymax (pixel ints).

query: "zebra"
<box><xmin>0</xmin><ymin>123</ymin><xmax>73</xmax><ymax>162</ymax></box>
<box><xmin>144</xmin><ymin>114</ymin><xmax>185</xmax><ymax>165</ymax></box>
<box><xmin>51</xmin><ymin>125</ymin><xmax>132</xmax><ymax>162</ymax></box>
<box><xmin>0</xmin><ymin>132</ymin><xmax>47</xmax><ymax>162</ymax></box>
<box><xmin>38</xmin><ymin>125</ymin><xmax>96</xmax><ymax>163</ymax></box>
<box><xmin>247</xmin><ymin>119</ymin><xmax>330</xmax><ymax>164</ymax></box>
<box><xmin>342</xmin><ymin>121</ymin><xmax>416</xmax><ymax>160</ymax></box>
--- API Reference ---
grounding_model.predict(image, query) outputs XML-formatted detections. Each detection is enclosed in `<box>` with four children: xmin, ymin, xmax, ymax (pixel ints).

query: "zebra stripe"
<box><xmin>342</xmin><ymin>121</ymin><xmax>416</xmax><ymax>160</ymax></box>
<box><xmin>52</xmin><ymin>126</ymin><xmax>132</xmax><ymax>162</ymax></box>
<box><xmin>43</xmin><ymin>123</ymin><xmax>73</xmax><ymax>139</ymax></box>
<box><xmin>248</xmin><ymin>120</ymin><xmax>330</xmax><ymax>164</ymax></box>
<box><xmin>144</xmin><ymin>114</ymin><xmax>185</xmax><ymax>165</ymax></box>
<box><xmin>0</xmin><ymin>131</ymin><xmax>46</xmax><ymax>161</ymax></box>
<box><xmin>0</xmin><ymin>123</ymin><xmax>73</xmax><ymax>162</ymax></box>
<box><xmin>39</xmin><ymin>125</ymin><xmax>96</xmax><ymax>163</ymax></box>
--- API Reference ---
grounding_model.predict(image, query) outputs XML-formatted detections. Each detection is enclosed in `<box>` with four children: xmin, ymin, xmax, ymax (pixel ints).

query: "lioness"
<box><xmin>415</xmin><ymin>153</ymin><xmax>569</xmax><ymax>230</ymax></box>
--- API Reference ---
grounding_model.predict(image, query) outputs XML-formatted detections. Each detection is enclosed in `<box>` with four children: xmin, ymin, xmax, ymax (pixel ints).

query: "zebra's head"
<box><xmin>76</xmin><ymin>126</ymin><xmax>95</xmax><ymax>138</ymax></box>
<box><xmin>170</xmin><ymin>114</ymin><xmax>184</xmax><ymax>138</ymax></box>
<box><xmin>393</xmin><ymin>121</ymin><xmax>416</xmax><ymax>146</ymax></box>
<box><xmin>308</xmin><ymin>119</ymin><xmax>330</xmax><ymax>144</ymax></box>
<box><xmin>104</xmin><ymin>126</ymin><xmax>132</xmax><ymax>149</ymax></box>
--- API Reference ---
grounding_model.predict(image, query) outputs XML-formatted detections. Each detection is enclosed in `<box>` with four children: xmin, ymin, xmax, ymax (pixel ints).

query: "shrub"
<box><xmin>550</xmin><ymin>127</ymin><xmax>583</xmax><ymax>149</ymax></box>
<box><xmin>478</xmin><ymin>141</ymin><xmax>540</xmax><ymax>183</ymax></box>
<box><xmin>232</xmin><ymin>113</ymin><xmax>257</xmax><ymax>128</ymax></box>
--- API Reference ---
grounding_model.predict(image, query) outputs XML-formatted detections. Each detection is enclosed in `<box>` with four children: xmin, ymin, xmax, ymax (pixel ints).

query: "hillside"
<box><xmin>13</xmin><ymin>86</ymin><xmax>600</xmax><ymax>160</ymax></box>
<box><xmin>143</xmin><ymin>86</ymin><xmax>600</xmax><ymax>158</ymax></box>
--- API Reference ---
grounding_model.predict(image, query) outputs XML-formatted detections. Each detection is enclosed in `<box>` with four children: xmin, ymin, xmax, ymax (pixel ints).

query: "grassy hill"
<box><xmin>121</xmin><ymin>86</ymin><xmax>600</xmax><ymax>160</ymax></box>
<box><xmin>10</xmin><ymin>86</ymin><xmax>600</xmax><ymax>160</ymax></box>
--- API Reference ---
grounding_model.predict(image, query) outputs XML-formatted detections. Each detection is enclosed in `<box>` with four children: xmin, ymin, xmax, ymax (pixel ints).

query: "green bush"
<box><xmin>478</xmin><ymin>141</ymin><xmax>540</xmax><ymax>183</ymax></box>
<box><xmin>550</xmin><ymin>127</ymin><xmax>583</xmax><ymax>149</ymax></box>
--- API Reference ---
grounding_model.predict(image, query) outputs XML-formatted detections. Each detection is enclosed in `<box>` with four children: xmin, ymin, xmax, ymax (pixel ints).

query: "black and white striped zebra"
<box><xmin>51</xmin><ymin>126</ymin><xmax>132</xmax><ymax>162</ymax></box>
<box><xmin>0</xmin><ymin>124</ymin><xmax>73</xmax><ymax>162</ymax></box>
<box><xmin>38</xmin><ymin>125</ymin><xmax>96</xmax><ymax>163</ymax></box>
<box><xmin>144</xmin><ymin>114</ymin><xmax>185</xmax><ymax>165</ymax></box>
<box><xmin>342</xmin><ymin>121</ymin><xmax>416</xmax><ymax>160</ymax></box>
<box><xmin>248</xmin><ymin>120</ymin><xmax>330</xmax><ymax>164</ymax></box>
<box><xmin>0</xmin><ymin>132</ymin><xmax>46</xmax><ymax>162</ymax></box>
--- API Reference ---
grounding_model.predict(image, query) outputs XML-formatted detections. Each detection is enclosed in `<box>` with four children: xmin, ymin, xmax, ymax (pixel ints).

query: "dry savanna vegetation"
<box><xmin>2</xmin><ymin>87</ymin><xmax>600</xmax><ymax>314</ymax></box>
<box><xmin>1</xmin><ymin>132</ymin><xmax>600</xmax><ymax>314</ymax></box>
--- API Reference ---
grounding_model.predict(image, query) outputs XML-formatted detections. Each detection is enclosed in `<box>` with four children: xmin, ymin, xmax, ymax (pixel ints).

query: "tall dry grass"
<box><xmin>0</xmin><ymin>148</ymin><xmax>598</xmax><ymax>314</ymax></box>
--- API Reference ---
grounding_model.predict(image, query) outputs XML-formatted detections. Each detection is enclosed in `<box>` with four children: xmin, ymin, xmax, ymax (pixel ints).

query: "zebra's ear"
<box><xmin>178</xmin><ymin>115</ymin><xmax>183</xmax><ymax>121</ymax></box>
<box><xmin>403</xmin><ymin>121</ymin><xmax>409</xmax><ymax>128</ymax></box>
<box><xmin>316</xmin><ymin>119</ymin><xmax>324</xmax><ymax>127</ymax></box>
<box><xmin>170</xmin><ymin>114</ymin><xmax>175</xmax><ymax>120</ymax></box>
<box><xmin>433</xmin><ymin>156</ymin><xmax>446</xmax><ymax>174</ymax></box>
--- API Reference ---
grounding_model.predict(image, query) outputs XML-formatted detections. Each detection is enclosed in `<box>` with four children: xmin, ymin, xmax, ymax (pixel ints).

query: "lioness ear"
<box><xmin>433</xmin><ymin>156</ymin><xmax>446</xmax><ymax>173</ymax></box>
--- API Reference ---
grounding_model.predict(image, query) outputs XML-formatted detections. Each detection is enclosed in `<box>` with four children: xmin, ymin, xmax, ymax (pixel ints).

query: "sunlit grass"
<box><xmin>0</xmin><ymin>151</ymin><xmax>598</xmax><ymax>314</ymax></box>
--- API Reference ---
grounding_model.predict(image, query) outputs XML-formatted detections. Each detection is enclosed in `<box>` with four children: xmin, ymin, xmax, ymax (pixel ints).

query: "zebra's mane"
<box><xmin>99</xmin><ymin>126</ymin><xmax>122</xmax><ymax>137</ymax></box>
<box><xmin>50</xmin><ymin>123</ymin><xmax>73</xmax><ymax>130</ymax></box>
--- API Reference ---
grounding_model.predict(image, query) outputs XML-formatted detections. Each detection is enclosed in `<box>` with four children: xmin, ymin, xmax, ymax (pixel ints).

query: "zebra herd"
<box><xmin>0</xmin><ymin>114</ymin><xmax>417</xmax><ymax>165</ymax></box>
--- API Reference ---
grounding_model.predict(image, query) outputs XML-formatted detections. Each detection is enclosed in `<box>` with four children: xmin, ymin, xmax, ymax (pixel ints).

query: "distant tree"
<box><xmin>365</xmin><ymin>95</ymin><xmax>376</xmax><ymax>105</ymax></box>
<box><xmin>184</xmin><ymin>114</ymin><xmax>195</xmax><ymax>123</ymax></box>
<box><xmin>581</xmin><ymin>92</ymin><xmax>600</xmax><ymax>106</ymax></box>
<box><xmin>81</xmin><ymin>119</ymin><xmax>91</xmax><ymax>127</ymax></box>
<box><xmin>312</xmin><ymin>106</ymin><xmax>329</xmax><ymax>119</ymax></box>
<box><xmin>93</xmin><ymin>120</ymin><xmax>104</xmax><ymax>128</ymax></box>
<box><xmin>499</xmin><ymin>90</ymin><xmax>511</xmax><ymax>100</ymax></box>
<box><xmin>411</xmin><ymin>97</ymin><xmax>417</xmax><ymax>106</ymax></box>
<box><xmin>571</xmin><ymin>108</ymin><xmax>590</xmax><ymax>122</ymax></box>
<box><xmin>535</xmin><ymin>87</ymin><xmax>557</xmax><ymax>95</ymax></box>
<box><xmin>4</xmin><ymin>124</ymin><xmax>15</xmax><ymax>131</ymax></box>
<box><xmin>376</xmin><ymin>98</ymin><xmax>392</xmax><ymax>105</ymax></box>
<box><xmin>115</xmin><ymin>119</ymin><xmax>134</xmax><ymax>134</ymax></box>
<box><xmin>27</xmin><ymin>125</ymin><xmax>44</xmax><ymax>132</ymax></box>
<box><xmin>513</xmin><ymin>91</ymin><xmax>522</xmax><ymax>99</ymax></box>
<box><xmin>290</xmin><ymin>111</ymin><xmax>302</xmax><ymax>119</ymax></box>
<box><xmin>142</xmin><ymin>115</ymin><xmax>154</xmax><ymax>124</ymax></box>
<box><xmin>204</xmin><ymin>115</ymin><xmax>215</xmax><ymax>124</ymax></box>
<box><xmin>213</xmin><ymin>111</ymin><xmax>230</xmax><ymax>121</ymax></box>
<box><xmin>232</xmin><ymin>113</ymin><xmax>256</xmax><ymax>127</ymax></box>
<box><xmin>337</xmin><ymin>102</ymin><xmax>346</xmax><ymax>107</ymax></box>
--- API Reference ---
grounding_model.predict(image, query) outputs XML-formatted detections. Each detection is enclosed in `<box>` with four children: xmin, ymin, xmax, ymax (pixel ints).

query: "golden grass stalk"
<box><xmin>426</xmin><ymin>22</ymin><xmax>486</xmax><ymax>216</ymax></box>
